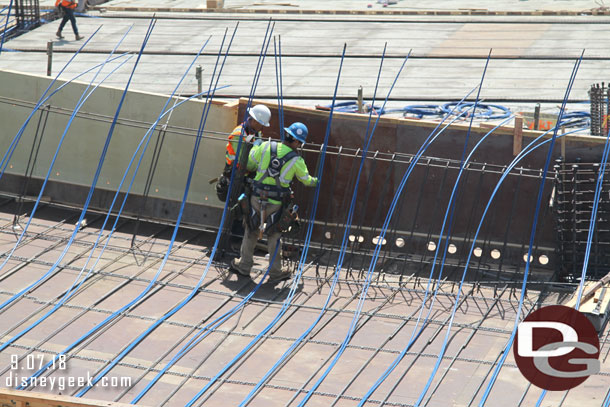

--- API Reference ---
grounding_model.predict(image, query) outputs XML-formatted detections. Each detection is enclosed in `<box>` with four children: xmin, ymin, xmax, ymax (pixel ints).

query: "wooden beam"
<box><xmin>0</xmin><ymin>388</ymin><xmax>141</xmax><ymax>407</ymax></box>
<box><xmin>513</xmin><ymin>116</ymin><xmax>523</xmax><ymax>156</ymax></box>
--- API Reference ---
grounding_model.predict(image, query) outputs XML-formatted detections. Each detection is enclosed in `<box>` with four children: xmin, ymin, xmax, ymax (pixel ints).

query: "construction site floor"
<box><xmin>0</xmin><ymin>202</ymin><xmax>608</xmax><ymax>406</ymax></box>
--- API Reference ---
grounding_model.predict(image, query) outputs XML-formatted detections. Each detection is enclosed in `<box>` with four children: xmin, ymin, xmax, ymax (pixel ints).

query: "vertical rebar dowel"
<box><xmin>603</xmin><ymin>82</ymin><xmax>607</xmax><ymax>136</ymax></box>
<box><xmin>14</xmin><ymin>103</ymin><xmax>49</xmax><ymax>225</ymax></box>
<box><xmin>572</xmin><ymin>164</ymin><xmax>579</xmax><ymax>280</ymax></box>
<box><xmin>593</xmin><ymin>163</ymin><xmax>600</xmax><ymax>278</ymax></box>
<box><xmin>533</xmin><ymin>103</ymin><xmax>540</xmax><ymax>131</ymax></box>
<box><xmin>459</xmin><ymin>163</ymin><xmax>486</xmax><ymax>274</ymax></box>
<box><xmin>420</xmin><ymin>161</ymin><xmax>450</xmax><ymax>269</ymax></box>
<box><xmin>591</xmin><ymin>84</ymin><xmax>600</xmax><ymax>136</ymax></box>
<box><xmin>375</xmin><ymin>154</ymin><xmax>398</xmax><ymax>279</ymax></box>
<box><xmin>357</xmin><ymin>86</ymin><xmax>363</xmax><ymax>113</ymax></box>
<box><xmin>495</xmin><ymin>170</ymin><xmax>521</xmax><ymax>281</ymax></box>
<box><xmin>196</xmin><ymin>65</ymin><xmax>203</xmax><ymax>99</ymax></box>
<box><xmin>319</xmin><ymin>146</ymin><xmax>343</xmax><ymax>278</ymax></box>
<box><xmin>602</xmin><ymin>86</ymin><xmax>610</xmax><ymax>136</ymax></box>
<box><xmin>46</xmin><ymin>40</ymin><xmax>52</xmax><ymax>76</ymax></box>
<box><xmin>556</xmin><ymin>158</ymin><xmax>566</xmax><ymax>280</ymax></box>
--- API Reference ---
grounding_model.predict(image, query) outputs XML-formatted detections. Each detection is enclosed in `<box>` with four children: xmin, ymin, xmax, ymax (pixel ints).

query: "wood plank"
<box><xmin>0</xmin><ymin>388</ymin><xmax>142</xmax><ymax>407</ymax></box>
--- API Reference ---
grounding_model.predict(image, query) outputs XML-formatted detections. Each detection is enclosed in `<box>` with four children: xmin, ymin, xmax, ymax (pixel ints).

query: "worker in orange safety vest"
<box><xmin>216</xmin><ymin>104</ymin><xmax>271</xmax><ymax>202</ymax></box>
<box><xmin>55</xmin><ymin>0</ymin><xmax>84</xmax><ymax>41</ymax></box>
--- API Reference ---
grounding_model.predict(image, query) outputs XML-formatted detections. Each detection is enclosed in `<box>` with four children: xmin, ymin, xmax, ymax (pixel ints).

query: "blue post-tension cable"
<box><xmin>16</xmin><ymin>19</ymin><xmax>162</xmax><ymax>389</ymax></box>
<box><xmin>239</xmin><ymin>42</ymin><xmax>393</xmax><ymax>406</ymax></box>
<box><xmin>127</xmin><ymin>22</ymin><xmax>276</xmax><ymax>401</ymax></box>
<box><xmin>75</xmin><ymin>18</ymin><xmax>275</xmax><ymax>396</ymax></box>
<box><xmin>274</xmin><ymin>48</ymin><xmax>410</xmax><ymax>407</ymax></box>
<box><xmin>106</xmin><ymin>22</ymin><xmax>278</xmax><ymax>402</ymax></box>
<box><xmin>354</xmin><ymin>93</ymin><xmax>482</xmax><ymax>407</ymax></box>
<box><xmin>412</xmin><ymin>50</ymin><xmax>493</xmax><ymax>406</ymax></box>
<box><xmin>71</xmin><ymin>24</ymin><xmax>241</xmax><ymax>397</ymax></box>
<box><xmin>0</xmin><ymin>35</ymin><xmax>213</xmax><ymax>353</ymax></box>
<box><xmin>603</xmin><ymin>387</ymin><xmax>610</xmax><ymax>407</ymax></box>
<box><xmin>297</xmin><ymin>51</ymin><xmax>489</xmax><ymax>407</ymax></box>
<box><xmin>0</xmin><ymin>27</ymin><xmax>132</xmax><ymax>312</ymax></box>
<box><xmin>133</xmin><ymin>22</ymin><xmax>282</xmax><ymax>404</ymax></box>
<box><xmin>131</xmin><ymin>240</ymin><xmax>281</xmax><ymax>404</ymax></box>
<box><xmin>0</xmin><ymin>25</ymin><xmax>102</xmax><ymax>179</ymax></box>
<box><xmin>274</xmin><ymin>35</ymin><xmax>285</xmax><ymax>139</ymax></box>
<box><xmin>478</xmin><ymin>51</ymin><xmax>584</xmax><ymax>406</ymax></box>
<box><xmin>0</xmin><ymin>0</ymin><xmax>12</xmax><ymax>55</ymax></box>
<box><xmin>535</xmin><ymin>126</ymin><xmax>610</xmax><ymax>407</ymax></box>
<box><xmin>184</xmin><ymin>43</ymin><xmax>347</xmax><ymax>407</ymax></box>
<box><xmin>359</xmin><ymin>122</ymin><xmax>516</xmax><ymax>406</ymax></box>
<box><xmin>0</xmin><ymin>51</ymin><xmax>137</xmax><ymax>346</ymax></box>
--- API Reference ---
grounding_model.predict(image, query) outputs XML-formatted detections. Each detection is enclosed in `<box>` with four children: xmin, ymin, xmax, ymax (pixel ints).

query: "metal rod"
<box><xmin>46</xmin><ymin>40</ymin><xmax>52</xmax><ymax>76</ymax></box>
<box><xmin>196</xmin><ymin>65</ymin><xmax>203</xmax><ymax>99</ymax></box>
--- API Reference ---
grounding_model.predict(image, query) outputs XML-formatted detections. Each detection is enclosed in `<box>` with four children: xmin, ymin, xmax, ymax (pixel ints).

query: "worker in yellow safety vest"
<box><xmin>215</xmin><ymin>104</ymin><xmax>271</xmax><ymax>202</ymax></box>
<box><xmin>230</xmin><ymin>122</ymin><xmax>318</xmax><ymax>283</ymax></box>
<box><xmin>55</xmin><ymin>0</ymin><xmax>84</xmax><ymax>41</ymax></box>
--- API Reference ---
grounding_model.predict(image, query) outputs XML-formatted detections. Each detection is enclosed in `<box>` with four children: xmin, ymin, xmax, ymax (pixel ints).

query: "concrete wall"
<box><xmin>1</xmin><ymin>69</ymin><xmax>606</xmax><ymax>277</ymax></box>
<box><xmin>0</xmin><ymin>69</ymin><xmax>236</xmax><ymax>227</ymax></box>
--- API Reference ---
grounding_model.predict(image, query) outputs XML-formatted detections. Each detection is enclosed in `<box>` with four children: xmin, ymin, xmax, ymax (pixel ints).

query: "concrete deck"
<box><xmin>1</xmin><ymin>0</ymin><xmax>610</xmax><ymax>113</ymax></box>
<box><xmin>0</xmin><ymin>202</ymin><xmax>607</xmax><ymax>406</ymax></box>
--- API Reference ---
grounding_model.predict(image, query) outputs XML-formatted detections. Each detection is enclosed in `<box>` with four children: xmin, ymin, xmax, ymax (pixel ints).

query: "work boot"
<box><xmin>267</xmin><ymin>271</ymin><xmax>292</xmax><ymax>284</ymax></box>
<box><xmin>75</xmin><ymin>34</ymin><xmax>84</xmax><ymax>41</ymax></box>
<box><xmin>56</xmin><ymin>30</ymin><xmax>63</xmax><ymax>39</ymax></box>
<box><xmin>229</xmin><ymin>258</ymin><xmax>250</xmax><ymax>277</ymax></box>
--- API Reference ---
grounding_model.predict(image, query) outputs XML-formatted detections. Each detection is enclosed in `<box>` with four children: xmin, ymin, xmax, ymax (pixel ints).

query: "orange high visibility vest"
<box><xmin>225</xmin><ymin>124</ymin><xmax>261</xmax><ymax>166</ymax></box>
<box><xmin>55</xmin><ymin>0</ymin><xmax>77</xmax><ymax>9</ymax></box>
<box><xmin>225</xmin><ymin>124</ymin><xmax>243</xmax><ymax>166</ymax></box>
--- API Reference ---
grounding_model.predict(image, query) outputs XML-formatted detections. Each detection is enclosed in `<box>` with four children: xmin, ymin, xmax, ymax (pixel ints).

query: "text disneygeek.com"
<box><xmin>6</xmin><ymin>354</ymin><xmax>132</xmax><ymax>391</ymax></box>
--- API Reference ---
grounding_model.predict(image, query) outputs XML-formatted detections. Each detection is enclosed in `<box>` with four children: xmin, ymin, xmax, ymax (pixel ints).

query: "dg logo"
<box><xmin>513</xmin><ymin>305</ymin><xmax>600</xmax><ymax>391</ymax></box>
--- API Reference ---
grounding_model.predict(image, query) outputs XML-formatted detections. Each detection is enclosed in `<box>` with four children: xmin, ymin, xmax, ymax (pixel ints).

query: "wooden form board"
<box><xmin>0</xmin><ymin>388</ymin><xmax>141</xmax><ymax>407</ymax></box>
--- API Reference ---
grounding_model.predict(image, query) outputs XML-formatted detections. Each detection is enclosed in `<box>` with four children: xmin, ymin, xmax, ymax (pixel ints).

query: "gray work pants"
<box><xmin>236</xmin><ymin>196</ymin><xmax>283</xmax><ymax>277</ymax></box>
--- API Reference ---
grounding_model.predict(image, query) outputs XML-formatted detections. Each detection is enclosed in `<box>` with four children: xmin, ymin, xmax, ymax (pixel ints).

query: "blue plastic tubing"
<box><xmin>75</xmin><ymin>19</ymin><xmax>274</xmax><ymax>396</ymax></box>
<box><xmin>39</xmin><ymin>26</ymin><xmax>237</xmax><ymax>395</ymax></box>
<box><xmin>238</xmin><ymin>42</ymin><xmax>392</xmax><ymax>405</ymax></box>
<box><xmin>294</xmin><ymin>51</ymin><xmax>490</xmax><ymax>407</ymax></box>
<box><xmin>0</xmin><ymin>0</ymin><xmax>13</xmax><ymax>55</ymax></box>
<box><xmin>535</xmin><ymin>123</ymin><xmax>610</xmax><ymax>407</ymax></box>
<box><xmin>132</xmin><ymin>22</ymin><xmax>294</xmax><ymax>403</ymax></box>
<box><xmin>240</xmin><ymin>45</ymin><xmax>412</xmax><ymax>407</ymax></box>
<box><xmin>184</xmin><ymin>43</ymin><xmax>347</xmax><ymax>407</ymax></box>
<box><xmin>0</xmin><ymin>27</ymin><xmax>131</xmax><ymax>312</ymax></box>
<box><xmin>478</xmin><ymin>52</ymin><xmax>583</xmax><ymax>407</ymax></box>
<box><xmin>273</xmin><ymin>35</ymin><xmax>285</xmax><ymax>139</ymax></box>
<box><xmin>15</xmin><ymin>19</ymin><xmax>162</xmax><ymax>388</ymax></box>
<box><xmin>132</xmin><ymin>23</ymin><xmax>277</xmax><ymax>403</ymax></box>
<box><xmin>0</xmin><ymin>35</ymin><xmax>214</xmax><ymax>353</ymax></box>
<box><xmin>410</xmin><ymin>51</ymin><xmax>494</xmax><ymax>406</ymax></box>
<box><xmin>0</xmin><ymin>26</ymin><xmax>103</xmax><ymax>178</ymax></box>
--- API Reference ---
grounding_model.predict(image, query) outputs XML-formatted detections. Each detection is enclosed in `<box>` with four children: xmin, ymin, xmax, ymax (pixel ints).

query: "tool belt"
<box><xmin>215</xmin><ymin>164</ymin><xmax>232</xmax><ymax>202</ymax></box>
<box><xmin>247</xmin><ymin>192</ymin><xmax>298</xmax><ymax>237</ymax></box>
<box><xmin>267</xmin><ymin>203</ymin><xmax>300</xmax><ymax>236</ymax></box>
<box><xmin>252</xmin><ymin>182</ymin><xmax>291</xmax><ymax>201</ymax></box>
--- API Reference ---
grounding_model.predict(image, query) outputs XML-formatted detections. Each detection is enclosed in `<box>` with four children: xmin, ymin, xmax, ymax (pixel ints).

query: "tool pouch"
<box><xmin>267</xmin><ymin>204</ymin><xmax>299</xmax><ymax>235</ymax></box>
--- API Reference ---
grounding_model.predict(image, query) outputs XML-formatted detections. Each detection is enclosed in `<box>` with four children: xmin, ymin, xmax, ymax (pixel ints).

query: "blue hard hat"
<box><xmin>284</xmin><ymin>122</ymin><xmax>308</xmax><ymax>143</ymax></box>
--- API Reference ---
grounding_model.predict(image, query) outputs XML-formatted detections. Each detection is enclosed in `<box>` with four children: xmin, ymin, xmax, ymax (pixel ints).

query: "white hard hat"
<box><xmin>247</xmin><ymin>104</ymin><xmax>271</xmax><ymax>127</ymax></box>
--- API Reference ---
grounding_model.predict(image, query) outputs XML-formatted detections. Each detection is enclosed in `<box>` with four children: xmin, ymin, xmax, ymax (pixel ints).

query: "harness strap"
<box><xmin>254</xmin><ymin>141</ymin><xmax>298</xmax><ymax>199</ymax></box>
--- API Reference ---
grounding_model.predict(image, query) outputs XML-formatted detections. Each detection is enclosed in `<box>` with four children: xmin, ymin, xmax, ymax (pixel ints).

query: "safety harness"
<box><xmin>245</xmin><ymin>142</ymin><xmax>299</xmax><ymax>237</ymax></box>
<box><xmin>252</xmin><ymin>141</ymin><xmax>298</xmax><ymax>201</ymax></box>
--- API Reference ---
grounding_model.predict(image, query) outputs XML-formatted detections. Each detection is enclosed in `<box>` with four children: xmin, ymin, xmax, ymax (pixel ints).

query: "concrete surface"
<box><xmin>0</xmin><ymin>203</ymin><xmax>606</xmax><ymax>406</ymax></box>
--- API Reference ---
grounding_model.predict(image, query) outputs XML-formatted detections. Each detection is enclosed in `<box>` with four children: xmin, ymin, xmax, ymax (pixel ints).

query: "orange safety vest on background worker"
<box><xmin>225</xmin><ymin>123</ymin><xmax>261</xmax><ymax>166</ymax></box>
<box><xmin>55</xmin><ymin>0</ymin><xmax>77</xmax><ymax>9</ymax></box>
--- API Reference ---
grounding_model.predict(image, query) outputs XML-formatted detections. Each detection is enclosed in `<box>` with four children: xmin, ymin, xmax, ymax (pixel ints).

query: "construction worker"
<box><xmin>55</xmin><ymin>0</ymin><xmax>84</xmax><ymax>41</ymax></box>
<box><xmin>216</xmin><ymin>104</ymin><xmax>271</xmax><ymax>201</ymax></box>
<box><xmin>230</xmin><ymin>122</ymin><xmax>318</xmax><ymax>283</ymax></box>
